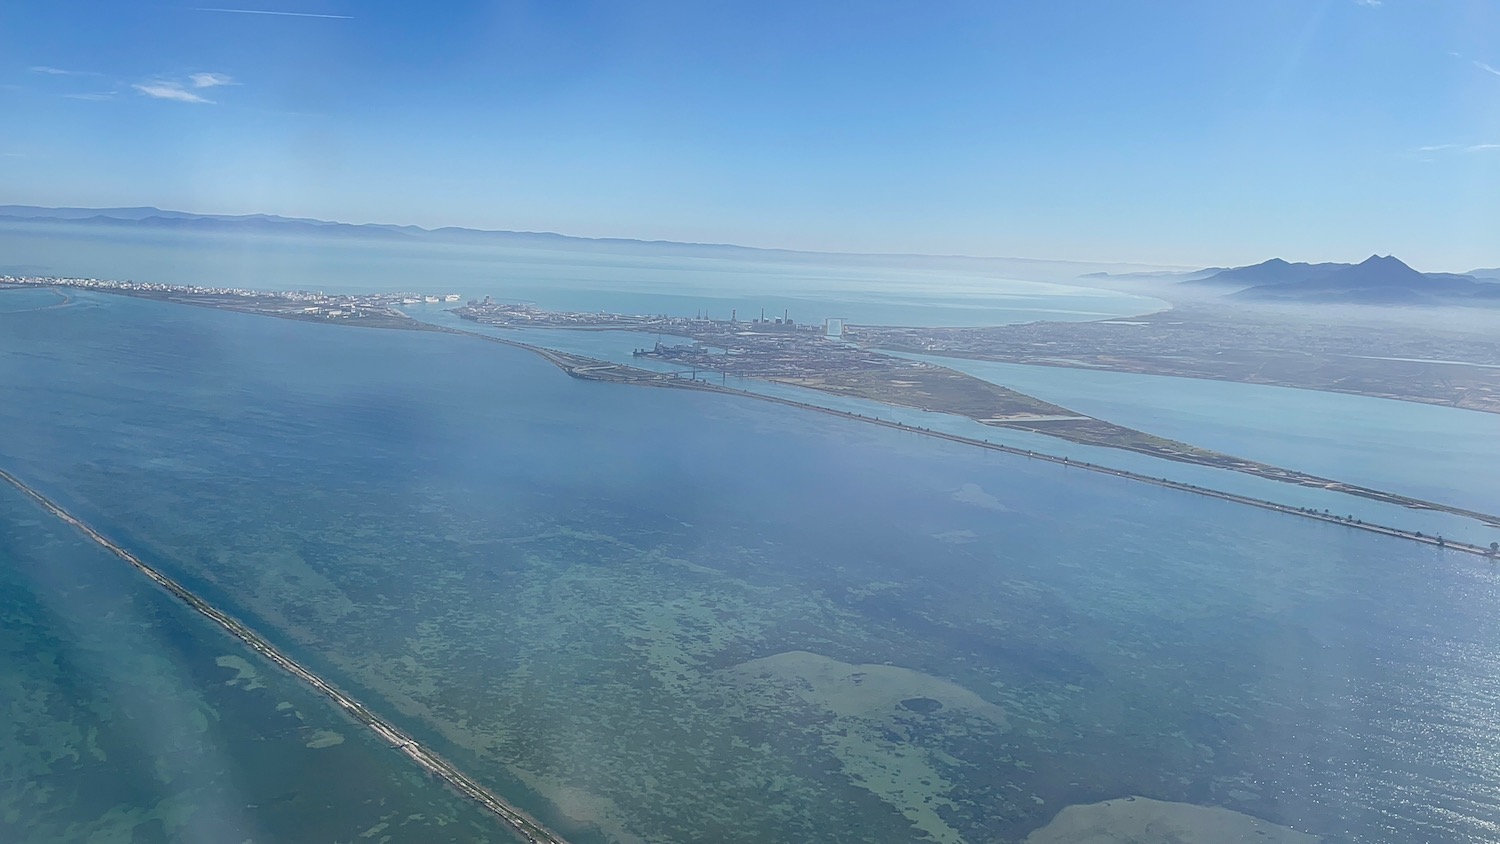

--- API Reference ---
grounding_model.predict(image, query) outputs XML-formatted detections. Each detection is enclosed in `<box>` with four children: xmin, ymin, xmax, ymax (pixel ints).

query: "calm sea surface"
<box><xmin>0</xmin><ymin>456</ymin><xmax>509</xmax><ymax>843</ymax></box>
<box><xmin>0</xmin><ymin>222</ymin><xmax>1164</xmax><ymax>328</ymax></box>
<box><xmin>3</xmin><ymin>290</ymin><xmax>1499</xmax><ymax>843</ymax></box>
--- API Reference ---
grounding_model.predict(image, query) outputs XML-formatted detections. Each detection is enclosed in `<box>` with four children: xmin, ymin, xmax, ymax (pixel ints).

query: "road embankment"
<box><xmin>0</xmin><ymin>467</ymin><xmax>571</xmax><ymax>844</ymax></box>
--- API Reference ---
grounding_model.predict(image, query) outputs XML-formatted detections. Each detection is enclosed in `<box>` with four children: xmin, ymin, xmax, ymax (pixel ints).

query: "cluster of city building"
<box><xmin>1</xmin><ymin>274</ymin><xmax>459</xmax><ymax>320</ymax></box>
<box><xmin>458</xmin><ymin>297</ymin><xmax>822</xmax><ymax>333</ymax></box>
<box><xmin>455</xmin><ymin>298</ymin><xmax>883</xmax><ymax>378</ymax></box>
<box><xmin>634</xmin><ymin>333</ymin><xmax>892</xmax><ymax>377</ymax></box>
<box><xmin>458</xmin><ymin>298</ymin><xmax>659</xmax><ymax>328</ymax></box>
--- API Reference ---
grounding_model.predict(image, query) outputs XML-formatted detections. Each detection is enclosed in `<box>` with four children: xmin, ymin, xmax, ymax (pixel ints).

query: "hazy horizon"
<box><xmin>8</xmin><ymin>203</ymin><xmax>1499</xmax><ymax>277</ymax></box>
<box><xmin>5</xmin><ymin>2</ymin><xmax>1500</xmax><ymax>269</ymax></box>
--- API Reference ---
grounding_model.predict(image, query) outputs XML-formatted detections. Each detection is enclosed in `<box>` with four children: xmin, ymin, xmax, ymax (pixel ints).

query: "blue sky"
<box><xmin>2</xmin><ymin>1</ymin><xmax>1499</xmax><ymax>269</ymax></box>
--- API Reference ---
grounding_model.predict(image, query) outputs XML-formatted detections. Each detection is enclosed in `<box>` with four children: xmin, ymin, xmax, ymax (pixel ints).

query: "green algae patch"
<box><xmin>1025</xmin><ymin>796</ymin><xmax>1319</xmax><ymax>844</ymax></box>
<box><xmin>215</xmin><ymin>655</ymin><xmax>265</xmax><ymax>691</ymax></box>
<box><xmin>726</xmin><ymin>650</ymin><xmax>1008</xmax><ymax>728</ymax></box>
<box><xmin>305</xmin><ymin>729</ymin><xmax>346</xmax><ymax>749</ymax></box>
<box><xmin>723</xmin><ymin>651</ymin><xmax>1010</xmax><ymax>844</ymax></box>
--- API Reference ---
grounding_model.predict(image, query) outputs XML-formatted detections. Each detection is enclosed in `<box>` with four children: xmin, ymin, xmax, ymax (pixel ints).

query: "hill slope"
<box><xmin>1180</xmin><ymin>257</ymin><xmax>1347</xmax><ymax>290</ymax></box>
<box><xmin>1223</xmin><ymin>255</ymin><xmax>1500</xmax><ymax>305</ymax></box>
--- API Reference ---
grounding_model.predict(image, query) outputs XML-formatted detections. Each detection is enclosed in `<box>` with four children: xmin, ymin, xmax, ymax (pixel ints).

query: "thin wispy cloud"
<box><xmin>30</xmin><ymin>65</ymin><xmax>97</xmax><ymax>77</ymax></box>
<box><xmin>130</xmin><ymin>71</ymin><xmax>237</xmax><ymax>104</ymax></box>
<box><xmin>1449</xmin><ymin>51</ymin><xmax>1500</xmax><ymax>78</ymax></box>
<box><xmin>189</xmin><ymin>72</ymin><xmax>235</xmax><ymax>88</ymax></box>
<box><xmin>64</xmin><ymin>91</ymin><xmax>118</xmax><ymax>101</ymax></box>
<box><xmin>133</xmin><ymin>81</ymin><xmax>214</xmax><ymax>104</ymax></box>
<box><xmin>193</xmin><ymin>7</ymin><xmax>352</xmax><ymax>19</ymax></box>
<box><xmin>1353</xmin><ymin>0</ymin><xmax>1381</xmax><ymax>7</ymax></box>
<box><xmin>1414</xmin><ymin>142</ymin><xmax>1500</xmax><ymax>155</ymax></box>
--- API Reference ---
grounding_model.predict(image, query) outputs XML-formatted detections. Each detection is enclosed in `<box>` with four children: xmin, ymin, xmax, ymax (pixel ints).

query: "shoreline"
<box><xmin>437</xmin><ymin>322</ymin><xmax>1500</xmax><ymax>555</ymax></box>
<box><xmin>665</xmin><ymin>381</ymin><xmax>1499</xmax><ymax>557</ymax></box>
<box><xmin>872</xmin><ymin>343</ymin><xmax>1500</xmax><ymax>418</ymax></box>
<box><xmin>0</xmin><ymin>468</ymin><xmax>571</xmax><ymax>844</ymax></box>
<box><xmin>845</xmin><ymin>301</ymin><xmax>1500</xmax><ymax>417</ymax></box>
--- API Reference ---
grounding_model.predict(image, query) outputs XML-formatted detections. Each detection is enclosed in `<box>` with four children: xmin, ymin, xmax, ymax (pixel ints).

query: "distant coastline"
<box><xmin>5</xmin><ymin>277</ymin><xmax>1497</xmax><ymax>556</ymax></box>
<box><xmin>0</xmin><ymin>204</ymin><xmax>1184</xmax><ymax>275</ymax></box>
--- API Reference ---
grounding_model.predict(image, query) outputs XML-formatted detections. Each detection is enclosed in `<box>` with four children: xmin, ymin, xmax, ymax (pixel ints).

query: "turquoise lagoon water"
<box><xmin>3</xmin><ymin>290</ymin><xmax>1500</xmax><ymax>842</ymax></box>
<box><xmin>0</xmin><ymin>222</ymin><xmax>1164</xmax><ymax>328</ymax></box>
<box><xmin>0</xmin><ymin>476</ymin><xmax>507</xmax><ymax>843</ymax></box>
<box><xmin>895</xmin><ymin>354</ymin><xmax>1500</xmax><ymax>517</ymax></box>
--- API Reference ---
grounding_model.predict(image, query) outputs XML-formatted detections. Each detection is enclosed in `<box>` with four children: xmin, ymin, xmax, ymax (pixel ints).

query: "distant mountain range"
<box><xmin>0</xmin><ymin>207</ymin><xmax>426</xmax><ymax>241</ymax></box>
<box><xmin>8</xmin><ymin>206</ymin><xmax>1493</xmax><ymax>302</ymax></box>
<box><xmin>1184</xmin><ymin>255</ymin><xmax>1500</xmax><ymax>305</ymax></box>
<box><xmin>1180</xmin><ymin>257</ymin><xmax>1348</xmax><ymax>289</ymax></box>
<box><xmin>1054</xmin><ymin>258</ymin><xmax>1500</xmax><ymax>303</ymax></box>
<box><xmin>0</xmin><ymin>204</ymin><xmax>668</xmax><ymax>246</ymax></box>
<box><xmin>0</xmin><ymin>205</ymin><xmax>1173</xmax><ymax>280</ymax></box>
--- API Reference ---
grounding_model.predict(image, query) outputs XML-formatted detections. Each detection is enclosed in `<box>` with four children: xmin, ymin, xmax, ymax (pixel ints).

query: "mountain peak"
<box><xmin>1227</xmin><ymin>252</ymin><xmax>1496</xmax><ymax>304</ymax></box>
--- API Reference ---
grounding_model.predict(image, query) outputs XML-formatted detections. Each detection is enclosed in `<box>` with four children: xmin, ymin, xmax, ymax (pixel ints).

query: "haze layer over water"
<box><xmin>0</xmin><ymin>222</ymin><xmax>1165</xmax><ymax>327</ymax></box>
<box><xmin>2</xmin><ymin>291</ymin><xmax>1498</xmax><ymax>843</ymax></box>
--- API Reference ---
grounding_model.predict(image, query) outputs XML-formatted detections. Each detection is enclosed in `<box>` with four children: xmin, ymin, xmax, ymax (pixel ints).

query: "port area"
<box><xmin>457</xmin><ymin>298</ymin><xmax>988</xmax><ymax>379</ymax></box>
<box><xmin>453</xmin><ymin>297</ymin><xmax>899</xmax><ymax>379</ymax></box>
<box><xmin>452</xmin><ymin>300</ymin><xmax>1235</xmax><ymax>453</ymax></box>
